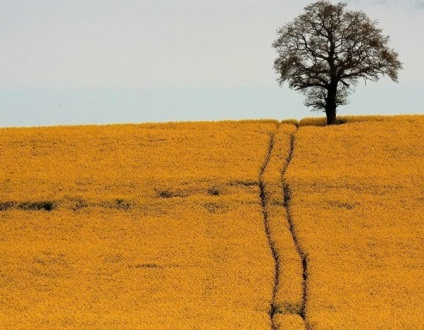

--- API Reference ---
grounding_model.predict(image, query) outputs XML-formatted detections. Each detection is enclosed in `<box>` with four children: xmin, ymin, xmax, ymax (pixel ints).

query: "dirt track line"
<box><xmin>259</xmin><ymin>124</ymin><xmax>281</xmax><ymax>330</ymax></box>
<box><xmin>282</xmin><ymin>132</ymin><xmax>310</xmax><ymax>328</ymax></box>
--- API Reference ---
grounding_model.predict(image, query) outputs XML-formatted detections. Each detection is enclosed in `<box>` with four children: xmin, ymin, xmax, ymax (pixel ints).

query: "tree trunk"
<box><xmin>325</xmin><ymin>106</ymin><xmax>336</xmax><ymax>125</ymax></box>
<box><xmin>325</xmin><ymin>87</ymin><xmax>337</xmax><ymax>125</ymax></box>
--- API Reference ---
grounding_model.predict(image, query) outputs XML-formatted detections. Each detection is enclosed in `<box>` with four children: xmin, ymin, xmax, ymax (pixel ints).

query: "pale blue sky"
<box><xmin>1</xmin><ymin>0</ymin><xmax>423</xmax><ymax>127</ymax></box>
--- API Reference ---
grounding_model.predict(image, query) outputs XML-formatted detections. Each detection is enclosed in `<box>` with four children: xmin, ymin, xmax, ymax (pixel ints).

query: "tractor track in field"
<box><xmin>282</xmin><ymin>133</ymin><xmax>309</xmax><ymax>327</ymax></box>
<box><xmin>259</xmin><ymin>125</ymin><xmax>310</xmax><ymax>329</ymax></box>
<box><xmin>259</xmin><ymin>124</ymin><xmax>280</xmax><ymax>330</ymax></box>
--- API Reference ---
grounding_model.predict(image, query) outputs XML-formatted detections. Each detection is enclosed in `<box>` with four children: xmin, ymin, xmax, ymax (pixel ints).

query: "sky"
<box><xmin>1</xmin><ymin>0</ymin><xmax>423</xmax><ymax>127</ymax></box>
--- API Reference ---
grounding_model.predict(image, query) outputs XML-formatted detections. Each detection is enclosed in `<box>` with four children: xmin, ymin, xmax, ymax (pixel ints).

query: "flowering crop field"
<box><xmin>1</xmin><ymin>116</ymin><xmax>423</xmax><ymax>329</ymax></box>
<box><xmin>0</xmin><ymin>121</ymin><xmax>280</xmax><ymax>329</ymax></box>
<box><xmin>286</xmin><ymin>115</ymin><xmax>424</xmax><ymax>329</ymax></box>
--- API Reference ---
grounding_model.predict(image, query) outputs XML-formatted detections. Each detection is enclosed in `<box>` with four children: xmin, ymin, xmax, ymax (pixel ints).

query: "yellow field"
<box><xmin>286</xmin><ymin>115</ymin><xmax>424</xmax><ymax>329</ymax></box>
<box><xmin>1</xmin><ymin>116</ymin><xmax>423</xmax><ymax>329</ymax></box>
<box><xmin>260</xmin><ymin>123</ymin><xmax>305</xmax><ymax>330</ymax></box>
<box><xmin>0</xmin><ymin>121</ymin><xmax>278</xmax><ymax>329</ymax></box>
<box><xmin>0</xmin><ymin>121</ymin><xmax>276</xmax><ymax>203</ymax></box>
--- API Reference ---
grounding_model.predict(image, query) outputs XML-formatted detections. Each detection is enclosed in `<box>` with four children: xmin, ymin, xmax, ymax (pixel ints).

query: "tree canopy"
<box><xmin>272</xmin><ymin>1</ymin><xmax>402</xmax><ymax>125</ymax></box>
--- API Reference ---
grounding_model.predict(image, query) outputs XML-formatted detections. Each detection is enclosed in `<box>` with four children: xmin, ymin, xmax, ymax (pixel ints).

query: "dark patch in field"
<box><xmin>0</xmin><ymin>201</ymin><xmax>56</xmax><ymax>211</ymax></box>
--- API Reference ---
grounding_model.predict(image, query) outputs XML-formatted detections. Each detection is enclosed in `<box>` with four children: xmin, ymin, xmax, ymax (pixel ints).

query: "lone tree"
<box><xmin>272</xmin><ymin>1</ymin><xmax>402</xmax><ymax>125</ymax></box>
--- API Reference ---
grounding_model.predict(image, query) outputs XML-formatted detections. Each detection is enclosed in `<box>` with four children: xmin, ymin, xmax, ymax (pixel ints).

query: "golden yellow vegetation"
<box><xmin>1</xmin><ymin>115</ymin><xmax>423</xmax><ymax>329</ymax></box>
<box><xmin>0</xmin><ymin>121</ymin><xmax>278</xmax><ymax>329</ymax></box>
<box><xmin>0</xmin><ymin>121</ymin><xmax>276</xmax><ymax>204</ymax></box>
<box><xmin>286</xmin><ymin>115</ymin><xmax>424</xmax><ymax>329</ymax></box>
<box><xmin>260</xmin><ymin>123</ymin><xmax>305</xmax><ymax>330</ymax></box>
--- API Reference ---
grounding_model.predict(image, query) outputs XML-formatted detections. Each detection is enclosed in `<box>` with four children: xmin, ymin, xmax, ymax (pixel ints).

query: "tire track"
<box><xmin>282</xmin><ymin>133</ymin><xmax>309</xmax><ymax>326</ymax></box>
<box><xmin>260</xmin><ymin>124</ymin><xmax>310</xmax><ymax>329</ymax></box>
<box><xmin>259</xmin><ymin>124</ymin><xmax>281</xmax><ymax>330</ymax></box>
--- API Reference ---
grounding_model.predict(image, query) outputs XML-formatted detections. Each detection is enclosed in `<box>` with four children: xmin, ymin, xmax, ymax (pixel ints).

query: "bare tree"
<box><xmin>272</xmin><ymin>1</ymin><xmax>402</xmax><ymax>125</ymax></box>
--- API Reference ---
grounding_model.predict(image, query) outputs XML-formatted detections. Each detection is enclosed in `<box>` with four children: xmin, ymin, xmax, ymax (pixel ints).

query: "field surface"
<box><xmin>0</xmin><ymin>116</ymin><xmax>423</xmax><ymax>329</ymax></box>
<box><xmin>286</xmin><ymin>116</ymin><xmax>424</xmax><ymax>329</ymax></box>
<box><xmin>0</xmin><ymin>121</ymin><xmax>278</xmax><ymax>329</ymax></box>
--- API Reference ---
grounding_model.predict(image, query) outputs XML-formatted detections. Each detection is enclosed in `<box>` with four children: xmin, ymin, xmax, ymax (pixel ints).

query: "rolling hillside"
<box><xmin>0</xmin><ymin>116</ymin><xmax>423</xmax><ymax>329</ymax></box>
